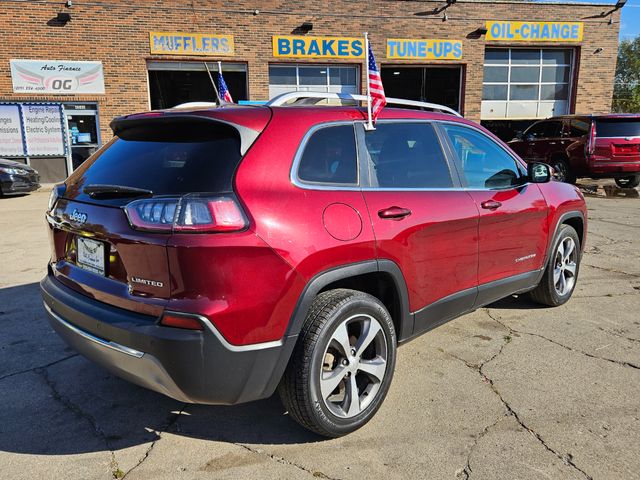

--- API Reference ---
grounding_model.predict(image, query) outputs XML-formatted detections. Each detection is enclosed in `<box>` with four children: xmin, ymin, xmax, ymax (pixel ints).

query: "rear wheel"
<box><xmin>550</xmin><ymin>158</ymin><xmax>575</xmax><ymax>184</ymax></box>
<box><xmin>278</xmin><ymin>289</ymin><xmax>396</xmax><ymax>437</ymax></box>
<box><xmin>529</xmin><ymin>224</ymin><xmax>581</xmax><ymax>307</ymax></box>
<box><xmin>615</xmin><ymin>175</ymin><xmax>640</xmax><ymax>189</ymax></box>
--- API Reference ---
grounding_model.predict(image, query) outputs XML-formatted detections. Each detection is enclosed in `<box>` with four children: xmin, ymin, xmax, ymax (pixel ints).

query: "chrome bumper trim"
<box><xmin>43</xmin><ymin>302</ymin><xmax>145</xmax><ymax>358</ymax></box>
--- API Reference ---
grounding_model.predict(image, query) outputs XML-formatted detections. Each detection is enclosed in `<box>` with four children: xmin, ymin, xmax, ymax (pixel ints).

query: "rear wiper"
<box><xmin>84</xmin><ymin>184</ymin><xmax>153</xmax><ymax>199</ymax></box>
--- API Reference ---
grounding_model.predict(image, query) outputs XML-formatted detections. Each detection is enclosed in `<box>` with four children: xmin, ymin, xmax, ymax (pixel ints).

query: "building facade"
<box><xmin>0</xmin><ymin>0</ymin><xmax>622</xmax><ymax>182</ymax></box>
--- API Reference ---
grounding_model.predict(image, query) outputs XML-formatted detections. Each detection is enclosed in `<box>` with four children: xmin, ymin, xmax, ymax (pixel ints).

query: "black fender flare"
<box><xmin>284</xmin><ymin>259</ymin><xmax>413</xmax><ymax>342</ymax></box>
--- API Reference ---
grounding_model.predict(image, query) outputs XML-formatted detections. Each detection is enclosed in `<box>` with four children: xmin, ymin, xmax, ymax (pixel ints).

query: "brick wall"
<box><xmin>0</xmin><ymin>0</ymin><xmax>621</xmax><ymax>142</ymax></box>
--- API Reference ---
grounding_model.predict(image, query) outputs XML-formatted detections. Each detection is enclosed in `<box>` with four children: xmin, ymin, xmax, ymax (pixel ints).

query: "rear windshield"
<box><xmin>596</xmin><ymin>119</ymin><xmax>640</xmax><ymax>138</ymax></box>
<box><xmin>65</xmin><ymin>121</ymin><xmax>241</xmax><ymax>204</ymax></box>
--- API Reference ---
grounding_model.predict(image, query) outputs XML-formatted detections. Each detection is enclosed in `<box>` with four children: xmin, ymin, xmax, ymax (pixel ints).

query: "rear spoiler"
<box><xmin>109</xmin><ymin>113</ymin><xmax>261</xmax><ymax>156</ymax></box>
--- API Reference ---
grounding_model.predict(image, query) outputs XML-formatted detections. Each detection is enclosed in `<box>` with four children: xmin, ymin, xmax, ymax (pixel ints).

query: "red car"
<box><xmin>41</xmin><ymin>93</ymin><xmax>586</xmax><ymax>437</ymax></box>
<box><xmin>508</xmin><ymin>114</ymin><xmax>640</xmax><ymax>188</ymax></box>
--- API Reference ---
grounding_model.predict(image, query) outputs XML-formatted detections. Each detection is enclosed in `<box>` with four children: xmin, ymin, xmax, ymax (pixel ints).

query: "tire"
<box><xmin>615</xmin><ymin>175</ymin><xmax>640</xmax><ymax>189</ymax></box>
<box><xmin>529</xmin><ymin>224</ymin><xmax>581</xmax><ymax>307</ymax></box>
<box><xmin>550</xmin><ymin>157</ymin><xmax>575</xmax><ymax>184</ymax></box>
<box><xmin>278</xmin><ymin>289</ymin><xmax>397</xmax><ymax>437</ymax></box>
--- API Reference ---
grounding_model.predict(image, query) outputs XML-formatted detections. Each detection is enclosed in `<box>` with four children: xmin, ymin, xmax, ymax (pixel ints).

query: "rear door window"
<box><xmin>569</xmin><ymin>119</ymin><xmax>590</xmax><ymax>137</ymax></box>
<box><xmin>595</xmin><ymin>118</ymin><xmax>640</xmax><ymax>138</ymax></box>
<box><xmin>362</xmin><ymin>122</ymin><xmax>454</xmax><ymax>188</ymax></box>
<box><xmin>297</xmin><ymin>124</ymin><xmax>358</xmax><ymax>185</ymax></box>
<box><xmin>443</xmin><ymin>124</ymin><xmax>523</xmax><ymax>190</ymax></box>
<box><xmin>66</xmin><ymin>121</ymin><xmax>242</xmax><ymax>205</ymax></box>
<box><xmin>526</xmin><ymin>120</ymin><xmax>562</xmax><ymax>139</ymax></box>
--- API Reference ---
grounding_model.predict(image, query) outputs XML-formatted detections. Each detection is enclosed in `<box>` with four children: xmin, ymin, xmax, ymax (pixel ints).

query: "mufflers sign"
<box><xmin>10</xmin><ymin>60</ymin><xmax>105</xmax><ymax>94</ymax></box>
<box><xmin>149</xmin><ymin>32</ymin><xmax>235</xmax><ymax>56</ymax></box>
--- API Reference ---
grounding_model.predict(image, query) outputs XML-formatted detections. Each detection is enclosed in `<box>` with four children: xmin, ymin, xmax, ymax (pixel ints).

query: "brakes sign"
<box><xmin>273</xmin><ymin>36</ymin><xmax>365</xmax><ymax>59</ymax></box>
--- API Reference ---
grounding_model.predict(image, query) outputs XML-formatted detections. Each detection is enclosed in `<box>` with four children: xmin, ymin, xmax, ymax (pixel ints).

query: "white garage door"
<box><xmin>481</xmin><ymin>48</ymin><xmax>574</xmax><ymax>120</ymax></box>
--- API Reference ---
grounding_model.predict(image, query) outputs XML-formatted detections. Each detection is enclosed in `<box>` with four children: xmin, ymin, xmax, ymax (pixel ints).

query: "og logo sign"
<box><xmin>10</xmin><ymin>60</ymin><xmax>105</xmax><ymax>94</ymax></box>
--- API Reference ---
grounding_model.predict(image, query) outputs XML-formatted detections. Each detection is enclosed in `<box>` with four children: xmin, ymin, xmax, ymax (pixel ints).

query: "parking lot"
<box><xmin>0</xmin><ymin>184</ymin><xmax>638</xmax><ymax>480</ymax></box>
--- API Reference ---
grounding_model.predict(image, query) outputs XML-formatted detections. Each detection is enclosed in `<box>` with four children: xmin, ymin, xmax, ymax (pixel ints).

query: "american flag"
<box><xmin>367</xmin><ymin>40</ymin><xmax>386</xmax><ymax>122</ymax></box>
<box><xmin>218</xmin><ymin>71</ymin><xmax>233</xmax><ymax>103</ymax></box>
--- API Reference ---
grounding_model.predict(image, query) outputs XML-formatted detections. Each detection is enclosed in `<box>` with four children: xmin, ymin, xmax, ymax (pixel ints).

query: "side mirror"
<box><xmin>528</xmin><ymin>162</ymin><xmax>552</xmax><ymax>183</ymax></box>
<box><xmin>514</xmin><ymin>131</ymin><xmax>524</xmax><ymax>141</ymax></box>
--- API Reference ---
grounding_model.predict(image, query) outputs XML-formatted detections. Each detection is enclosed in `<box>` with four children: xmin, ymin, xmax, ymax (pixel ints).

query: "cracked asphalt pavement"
<box><xmin>1</xmin><ymin>182</ymin><xmax>638</xmax><ymax>479</ymax></box>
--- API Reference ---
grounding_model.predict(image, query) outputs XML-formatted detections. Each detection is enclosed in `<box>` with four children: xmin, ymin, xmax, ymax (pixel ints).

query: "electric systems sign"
<box><xmin>273</xmin><ymin>36</ymin><xmax>365</xmax><ymax>58</ymax></box>
<box><xmin>486</xmin><ymin>21</ymin><xmax>583</xmax><ymax>42</ymax></box>
<box><xmin>10</xmin><ymin>60</ymin><xmax>105</xmax><ymax>94</ymax></box>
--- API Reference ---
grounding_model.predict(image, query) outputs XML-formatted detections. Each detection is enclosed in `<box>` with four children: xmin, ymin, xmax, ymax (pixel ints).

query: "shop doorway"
<box><xmin>381</xmin><ymin>66</ymin><xmax>462</xmax><ymax>113</ymax></box>
<box><xmin>65</xmin><ymin>103</ymin><xmax>100</xmax><ymax>170</ymax></box>
<box><xmin>148</xmin><ymin>62</ymin><xmax>248</xmax><ymax>109</ymax></box>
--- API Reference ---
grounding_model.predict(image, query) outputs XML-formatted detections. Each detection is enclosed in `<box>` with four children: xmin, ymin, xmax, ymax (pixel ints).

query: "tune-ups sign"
<box><xmin>10</xmin><ymin>60</ymin><xmax>105</xmax><ymax>94</ymax></box>
<box><xmin>387</xmin><ymin>39</ymin><xmax>462</xmax><ymax>60</ymax></box>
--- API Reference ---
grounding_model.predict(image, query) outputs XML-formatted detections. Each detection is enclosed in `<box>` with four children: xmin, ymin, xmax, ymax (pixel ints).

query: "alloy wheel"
<box><xmin>320</xmin><ymin>314</ymin><xmax>388</xmax><ymax>419</ymax></box>
<box><xmin>552</xmin><ymin>161</ymin><xmax>567</xmax><ymax>182</ymax></box>
<box><xmin>553</xmin><ymin>237</ymin><xmax>577</xmax><ymax>296</ymax></box>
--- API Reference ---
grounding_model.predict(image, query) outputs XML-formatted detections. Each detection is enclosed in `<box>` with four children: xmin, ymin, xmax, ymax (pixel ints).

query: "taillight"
<box><xmin>124</xmin><ymin>195</ymin><xmax>248</xmax><ymax>233</ymax></box>
<box><xmin>587</xmin><ymin>121</ymin><xmax>597</xmax><ymax>156</ymax></box>
<box><xmin>48</xmin><ymin>183</ymin><xmax>66</xmax><ymax>212</ymax></box>
<box><xmin>159</xmin><ymin>313</ymin><xmax>204</xmax><ymax>331</ymax></box>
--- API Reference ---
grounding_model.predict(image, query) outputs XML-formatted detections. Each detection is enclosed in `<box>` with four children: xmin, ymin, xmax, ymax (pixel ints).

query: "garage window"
<box><xmin>269</xmin><ymin>65</ymin><xmax>359</xmax><ymax>100</ymax></box>
<box><xmin>481</xmin><ymin>48</ymin><xmax>573</xmax><ymax>120</ymax></box>
<box><xmin>148</xmin><ymin>62</ymin><xmax>248</xmax><ymax>109</ymax></box>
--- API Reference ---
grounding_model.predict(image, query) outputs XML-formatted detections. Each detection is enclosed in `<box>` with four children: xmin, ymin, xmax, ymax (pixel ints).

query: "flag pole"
<box><xmin>364</xmin><ymin>32</ymin><xmax>374</xmax><ymax>131</ymax></box>
<box><xmin>204</xmin><ymin>61</ymin><xmax>221</xmax><ymax>105</ymax></box>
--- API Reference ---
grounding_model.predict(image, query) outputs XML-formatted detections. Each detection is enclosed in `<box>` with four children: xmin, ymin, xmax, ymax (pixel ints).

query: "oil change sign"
<box><xmin>387</xmin><ymin>39</ymin><xmax>462</xmax><ymax>60</ymax></box>
<box><xmin>149</xmin><ymin>32</ymin><xmax>234</xmax><ymax>56</ymax></box>
<box><xmin>486</xmin><ymin>21</ymin><xmax>583</xmax><ymax>42</ymax></box>
<box><xmin>0</xmin><ymin>105</ymin><xmax>25</xmax><ymax>156</ymax></box>
<box><xmin>273</xmin><ymin>36</ymin><xmax>365</xmax><ymax>58</ymax></box>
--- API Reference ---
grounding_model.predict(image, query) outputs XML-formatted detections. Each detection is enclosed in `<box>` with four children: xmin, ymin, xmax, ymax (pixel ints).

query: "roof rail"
<box><xmin>171</xmin><ymin>101</ymin><xmax>218</xmax><ymax>109</ymax></box>
<box><xmin>266</xmin><ymin>91</ymin><xmax>462</xmax><ymax>117</ymax></box>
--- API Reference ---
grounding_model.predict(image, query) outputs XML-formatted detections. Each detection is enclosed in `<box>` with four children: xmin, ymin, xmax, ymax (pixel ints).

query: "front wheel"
<box><xmin>529</xmin><ymin>224</ymin><xmax>581</xmax><ymax>307</ymax></box>
<box><xmin>615</xmin><ymin>175</ymin><xmax>640</xmax><ymax>189</ymax></box>
<box><xmin>278</xmin><ymin>289</ymin><xmax>397</xmax><ymax>437</ymax></box>
<box><xmin>550</xmin><ymin>158</ymin><xmax>575</xmax><ymax>184</ymax></box>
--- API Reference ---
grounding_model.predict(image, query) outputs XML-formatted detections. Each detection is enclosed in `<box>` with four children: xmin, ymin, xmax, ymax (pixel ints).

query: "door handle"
<box><xmin>378</xmin><ymin>206</ymin><xmax>412</xmax><ymax>220</ymax></box>
<box><xmin>481</xmin><ymin>200</ymin><xmax>502</xmax><ymax>210</ymax></box>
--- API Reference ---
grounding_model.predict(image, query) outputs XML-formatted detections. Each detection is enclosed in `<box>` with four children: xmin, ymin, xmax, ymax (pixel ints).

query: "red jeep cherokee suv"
<box><xmin>508</xmin><ymin>114</ymin><xmax>640</xmax><ymax>188</ymax></box>
<box><xmin>41</xmin><ymin>94</ymin><xmax>586</xmax><ymax>437</ymax></box>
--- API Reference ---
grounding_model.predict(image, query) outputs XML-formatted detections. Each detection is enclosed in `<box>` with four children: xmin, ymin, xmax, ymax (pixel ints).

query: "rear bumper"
<box><xmin>587</xmin><ymin>159</ymin><xmax>640</xmax><ymax>177</ymax></box>
<box><xmin>40</xmin><ymin>274</ymin><xmax>297</xmax><ymax>405</ymax></box>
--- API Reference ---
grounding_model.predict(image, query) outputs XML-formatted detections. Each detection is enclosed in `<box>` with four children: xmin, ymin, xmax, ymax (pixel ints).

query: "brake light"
<box><xmin>159</xmin><ymin>313</ymin><xmax>204</xmax><ymax>331</ymax></box>
<box><xmin>124</xmin><ymin>195</ymin><xmax>247</xmax><ymax>233</ymax></box>
<box><xmin>48</xmin><ymin>183</ymin><xmax>66</xmax><ymax>212</ymax></box>
<box><xmin>587</xmin><ymin>121</ymin><xmax>597</xmax><ymax>156</ymax></box>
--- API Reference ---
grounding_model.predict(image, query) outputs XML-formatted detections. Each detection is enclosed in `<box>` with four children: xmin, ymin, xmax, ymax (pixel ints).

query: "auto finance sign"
<box><xmin>10</xmin><ymin>60</ymin><xmax>105</xmax><ymax>94</ymax></box>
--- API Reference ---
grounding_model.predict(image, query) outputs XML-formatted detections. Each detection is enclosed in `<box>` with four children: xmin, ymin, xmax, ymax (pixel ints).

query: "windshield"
<box><xmin>596</xmin><ymin>118</ymin><xmax>640</xmax><ymax>138</ymax></box>
<box><xmin>65</xmin><ymin>121</ymin><xmax>242</xmax><ymax>206</ymax></box>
